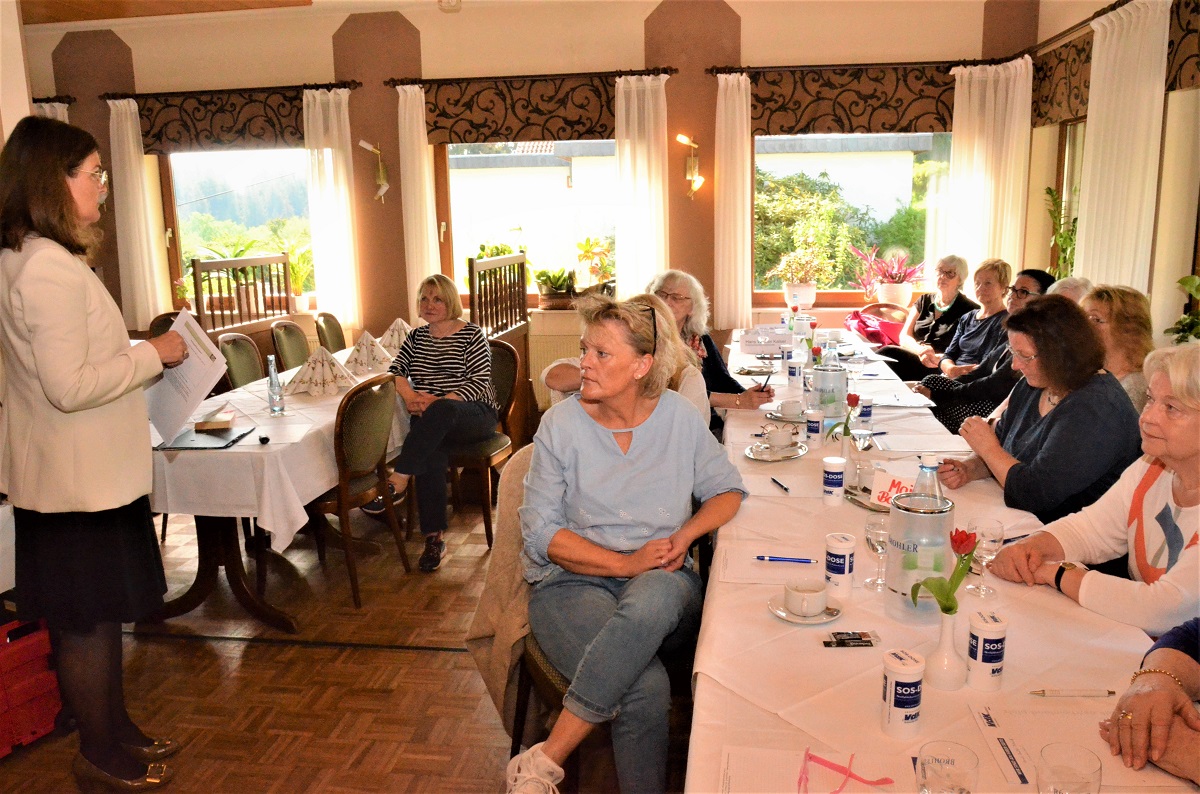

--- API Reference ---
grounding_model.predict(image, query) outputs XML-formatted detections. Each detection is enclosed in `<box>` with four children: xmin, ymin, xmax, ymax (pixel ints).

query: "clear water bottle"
<box><xmin>914</xmin><ymin>453</ymin><xmax>943</xmax><ymax>499</ymax></box>
<box><xmin>267</xmin><ymin>354</ymin><xmax>285</xmax><ymax>416</ymax></box>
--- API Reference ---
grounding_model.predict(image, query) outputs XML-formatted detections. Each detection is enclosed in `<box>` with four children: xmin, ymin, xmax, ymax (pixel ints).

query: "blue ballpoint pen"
<box><xmin>754</xmin><ymin>555</ymin><xmax>818</xmax><ymax>563</ymax></box>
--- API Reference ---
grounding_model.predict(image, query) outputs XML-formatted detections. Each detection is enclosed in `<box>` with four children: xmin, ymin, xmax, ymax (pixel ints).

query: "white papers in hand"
<box><xmin>144</xmin><ymin>310</ymin><xmax>227</xmax><ymax>444</ymax></box>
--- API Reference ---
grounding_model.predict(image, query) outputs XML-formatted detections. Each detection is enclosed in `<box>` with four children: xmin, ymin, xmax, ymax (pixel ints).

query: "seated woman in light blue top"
<box><xmin>508</xmin><ymin>294</ymin><xmax>746</xmax><ymax>794</ymax></box>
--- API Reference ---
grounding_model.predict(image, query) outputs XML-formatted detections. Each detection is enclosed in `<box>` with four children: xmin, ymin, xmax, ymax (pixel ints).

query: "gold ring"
<box><xmin>1120</xmin><ymin>711</ymin><xmax>1133</xmax><ymax>721</ymax></box>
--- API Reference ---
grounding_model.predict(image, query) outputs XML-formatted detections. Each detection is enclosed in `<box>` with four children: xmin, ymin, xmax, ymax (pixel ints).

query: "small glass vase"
<box><xmin>926</xmin><ymin>611</ymin><xmax>968</xmax><ymax>690</ymax></box>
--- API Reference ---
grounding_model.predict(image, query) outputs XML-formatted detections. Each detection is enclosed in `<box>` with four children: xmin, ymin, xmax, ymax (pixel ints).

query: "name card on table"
<box><xmin>871</xmin><ymin>471</ymin><xmax>915</xmax><ymax>506</ymax></box>
<box><xmin>740</xmin><ymin>326</ymin><xmax>792</xmax><ymax>356</ymax></box>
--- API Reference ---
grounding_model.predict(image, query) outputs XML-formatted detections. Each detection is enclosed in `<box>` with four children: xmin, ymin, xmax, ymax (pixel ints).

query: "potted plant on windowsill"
<box><xmin>1165</xmin><ymin>275</ymin><xmax>1200</xmax><ymax>344</ymax></box>
<box><xmin>850</xmin><ymin>245</ymin><xmax>924</xmax><ymax>308</ymax></box>
<box><xmin>532</xmin><ymin>268</ymin><xmax>577</xmax><ymax>310</ymax></box>
<box><xmin>765</xmin><ymin>248</ymin><xmax>835</xmax><ymax>310</ymax></box>
<box><xmin>576</xmin><ymin>235</ymin><xmax>616</xmax><ymax>298</ymax></box>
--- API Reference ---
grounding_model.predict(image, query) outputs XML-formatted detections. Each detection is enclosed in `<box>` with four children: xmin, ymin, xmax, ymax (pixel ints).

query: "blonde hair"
<box><xmin>575</xmin><ymin>292</ymin><xmax>680</xmax><ymax>398</ymax></box>
<box><xmin>1083</xmin><ymin>286</ymin><xmax>1154</xmax><ymax>372</ymax></box>
<box><xmin>627</xmin><ymin>293</ymin><xmax>700</xmax><ymax>392</ymax></box>
<box><xmin>974</xmin><ymin>258</ymin><xmax>1012</xmax><ymax>288</ymax></box>
<box><xmin>417</xmin><ymin>273</ymin><xmax>463</xmax><ymax>320</ymax></box>
<box><xmin>1143</xmin><ymin>342</ymin><xmax>1200</xmax><ymax>412</ymax></box>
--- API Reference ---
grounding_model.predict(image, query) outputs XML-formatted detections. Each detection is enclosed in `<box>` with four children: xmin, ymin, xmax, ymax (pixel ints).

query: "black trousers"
<box><xmin>394</xmin><ymin>399</ymin><xmax>498</xmax><ymax>535</ymax></box>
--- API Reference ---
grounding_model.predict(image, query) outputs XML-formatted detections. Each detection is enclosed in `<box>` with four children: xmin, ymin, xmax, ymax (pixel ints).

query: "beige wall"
<box><xmin>1150</xmin><ymin>88</ymin><xmax>1200</xmax><ymax>343</ymax></box>
<box><xmin>1024</xmin><ymin>123</ymin><xmax>1059</xmax><ymax>271</ymax></box>
<box><xmin>1037</xmin><ymin>0</ymin><xmax>1108</xmax><ymax>42</ymax></box>
<box><xmin>24</xmin><ymin>0</ymin><xmax>996</xmax><ymax>96</ymax></box>
<box><xmin>0</xmin><ymin>0</ymin><xmax>31</xmax><ymax>138</ymax></box>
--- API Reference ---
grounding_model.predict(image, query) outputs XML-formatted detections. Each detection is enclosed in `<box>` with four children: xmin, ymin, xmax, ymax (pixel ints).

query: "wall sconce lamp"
<box><xmin>676</xmin><ymin>134</ymin><xmax>705</xmax><ymax>198</ymax></box>
<box><xmin>358</xmin><ymin>139</ymin><xmax>390</xmax><ymax>202</ymax></box>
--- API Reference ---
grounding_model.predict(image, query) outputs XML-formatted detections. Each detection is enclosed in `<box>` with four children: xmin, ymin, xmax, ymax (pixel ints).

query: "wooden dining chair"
<box><xmin>271</xmin><ymin>320</ymin><xmax>310</xmax><ymax>370</ymax></box>
<box><xmin>148</xmin><ymin>311</ymin><xmax>179</xmax><ymax>338</ymax></box>
<box><xmin>218</xmin><ymin>333</ymin><xmax>264</xmax><ymax>389</ymax></box>
<box><xmin>448</xmin><ymin>339</ymin><xmax>519</xmax><ymax>548</ymax></box>
<box><xmin>315</xmin><ymin>312</ymin><xmax>346</xmax><ymax>353</ymax></box>
<box><xmin>861</xmin><ymin>302</ymin><xmax>909</xmax><ymax>324</ymax></box>
<box><xmin>306</xmin><ymin>374</ymin><xmax>411</xmax><ymax>607</ymax></box>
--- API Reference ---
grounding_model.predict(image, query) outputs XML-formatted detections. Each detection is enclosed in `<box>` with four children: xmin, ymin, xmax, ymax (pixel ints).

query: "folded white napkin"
<box><xmin>283</xmin><ymin>346</ymin><xmax>356</xmax><ymax>396</ymax></box>
<box><xmin>379</xmin><ymin>318</ymin><xmax>412</xmax><ymax>357</ymax></box>
<box><xmin>344</xmin><ymin>330</ymin><xmax>393</xmax><ymax>375</ymax></box>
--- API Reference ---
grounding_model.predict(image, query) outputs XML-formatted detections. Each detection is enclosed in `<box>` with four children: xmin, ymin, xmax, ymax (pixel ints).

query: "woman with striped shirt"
<box><xmin>382</xmin><ymin>274</ymin><xmax>498</xmax><ymax>571</ymax></box>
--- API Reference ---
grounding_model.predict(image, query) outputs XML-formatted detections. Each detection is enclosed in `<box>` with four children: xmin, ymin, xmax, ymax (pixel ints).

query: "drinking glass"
<box><xmin>1036</xmin><ymin>743</ymin><xmax>1101</xmax><ymax>794</ymax></box>
<box><xmin>845</xmin><ymin>354</ymin><xmax>867</xmax><ymax>385</ymax></box>
<box><xmin>917</xmin><ymin>740</ymin><xmax>978</xmax><ymax>794</ymax></box>
<box><xmin>849</xmin><ymin>412</ymin><xmax>874</xmax><ymax>454</ymax></box>
<box><xmin>964</xmin><ymin>518</ymin><xmax>1004</xmax><ymax>598</ymax></box>
<box><xmin>863</xmin><ymin>516</ymin><xmax>888</xmax><ymax>592</ymax></box>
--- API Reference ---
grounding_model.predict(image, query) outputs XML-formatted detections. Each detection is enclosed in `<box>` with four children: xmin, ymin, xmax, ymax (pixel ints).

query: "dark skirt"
<box><xmin>14</xmin><ymin>495</ymin><xmax>167</xmax><ymax>631</ymax></box>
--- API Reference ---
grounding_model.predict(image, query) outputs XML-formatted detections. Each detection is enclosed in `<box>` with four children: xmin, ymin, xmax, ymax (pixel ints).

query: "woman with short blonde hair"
<box><xmin>511</xmin><ymin>293</ymin><xmax>745</xmax><ymax>793</ymax></box>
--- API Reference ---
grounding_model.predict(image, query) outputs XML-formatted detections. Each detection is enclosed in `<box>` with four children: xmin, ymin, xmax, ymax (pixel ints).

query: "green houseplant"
<box><xmin>766</xmin><ymin>247</ymin><xmax>836</xmax><ymax>309</ymax></box>
<box><xmin>1045</xmin><ymin>187</ymin><xmax>1078</xmax><ymax>278</ymax></box>
<box><xmin>1165</xmin><ymin>275</ymin><xmax>1200</xmax><ymax>344</ymax></box>
<box><xmin>532</xmin><ymin>268</ymin><xmax>577</xmax><ymax>310</ymax></box>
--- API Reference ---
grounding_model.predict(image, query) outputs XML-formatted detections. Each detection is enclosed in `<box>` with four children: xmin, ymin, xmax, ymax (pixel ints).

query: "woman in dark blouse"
<box><xmin>939</xmin><ymin>295</ymin><xmax>1141</xmax><ymax>523</ymax></box>
<box><xmin>646</xmin><ymin>270</ymin><xmax>773</xmax><ymax>435</ymax></box>
<box><xmin>880</xmin><ymin>254</ymin><xmax>978</xmax><ymax>380</ymax></box>
<box><xmin>936</xmin><ymin>258</ymin><xmax>1012</xmax><ymax>379</ymax></box>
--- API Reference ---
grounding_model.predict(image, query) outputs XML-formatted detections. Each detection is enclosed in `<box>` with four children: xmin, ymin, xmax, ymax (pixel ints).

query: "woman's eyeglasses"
<box><xmin>1004</xmin><ymin>286</ymin><xmax>1040</xmax><ymax>299</ymax></box>
<box><xmin>640</xmin><ymin>305</ymin><xmax>658</xmax><ymax>355</ymax></box>
<box><xmin>1009</xmin><ymin>346</ymin><xmax>1038</xmax><ymax>363</ymax></box>
<box><xmin>76</xmin><ymin>167</ymin><xmax>109</xmax><ymax>187</ymax></box>
<box><xmin>654</xmin><ymin>289</ymin><xmax>692</xmax><ymax>305</ymax></box>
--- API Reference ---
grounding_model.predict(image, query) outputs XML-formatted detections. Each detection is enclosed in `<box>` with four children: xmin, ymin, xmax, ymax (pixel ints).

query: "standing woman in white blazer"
<box><xmin>0</xmin><ymin>117</ymin><xmax>187</xmax><ymax>791</ymax></box>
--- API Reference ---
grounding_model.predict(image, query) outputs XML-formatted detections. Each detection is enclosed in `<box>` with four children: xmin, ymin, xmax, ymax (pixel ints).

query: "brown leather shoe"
<box><xmin>122</xmin><ymin>737</ymin><xmax>182</xmax><ymax>762</ymax></box>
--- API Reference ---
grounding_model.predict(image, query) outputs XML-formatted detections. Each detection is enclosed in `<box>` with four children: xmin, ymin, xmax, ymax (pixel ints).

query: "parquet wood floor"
<box><xmin>0</xmin><ymin>505</ymin><xmax>692</xmax><ymax>792</ymax></box>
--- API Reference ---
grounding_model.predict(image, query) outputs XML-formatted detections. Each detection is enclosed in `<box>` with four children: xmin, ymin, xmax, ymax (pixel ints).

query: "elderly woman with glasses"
<box><xmin>939</xmin><ymin>295</ymin><xmax>1142</xmax><ymax>523</ymax></box>
<box><xmin>880</xmin><ymin>254</ymin><xmax>979</xmax><ymax>380</ymax></box>
<box><xmin>508</xmin><ymin>294</ymin><xmax>746</xmax><ymax>794</ymax></box>
<box><xmin>990</xmin><ymin>343</ymin><xmax>1199</xmax><ymax>637</ymax></box>
<box><xmin>1083</xmin><ymin>286</ymin><xmax>1155</xmax><ymax>412</ymax></box>
<box><xmin>915</xmin><ymin>269</ymin><xmax>1056</xmax><ymax>433</ymax></box>
<box><xmin>932</xmin><ymin>257</ymin><xmax>1012</xmax><ymax>379</ymax></box>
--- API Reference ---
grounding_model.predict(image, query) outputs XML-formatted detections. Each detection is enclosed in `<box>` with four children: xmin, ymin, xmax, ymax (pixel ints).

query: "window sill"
<box><xmin>752</xmin><ymin>290</ymin><xmax>868</xmax><ymax>309</ymax></box>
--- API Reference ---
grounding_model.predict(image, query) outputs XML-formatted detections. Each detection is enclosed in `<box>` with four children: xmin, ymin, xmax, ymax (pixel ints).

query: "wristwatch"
<box><xmin>1054</xmin><ymin>562</ymin><xmax>1084</xmax><ymax>592</ymax></box>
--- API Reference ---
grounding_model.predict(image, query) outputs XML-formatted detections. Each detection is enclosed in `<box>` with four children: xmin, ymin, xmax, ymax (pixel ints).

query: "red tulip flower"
<box><xmin>950</xmin><ymin>529</ymin><xmax>978</xmax><ymax>556</ymax></box>
<box><xmin>809</xmin><ymin>320</ymin><xmax>818</xmax><ymax>330</ymax></box>
<box><xmin>790</xmin><ymin>305</ymin><xmax>799</xmax><ymax>314</ymax></box>
<box><xmin>811</xmin><ymin>346</ymin><xmax>822</xmax><ymax>359</ymax></box>
<box><xmin>847</xmin><ymin>393</ymin><xmax>860</xmax><ymax>409</ymax></box>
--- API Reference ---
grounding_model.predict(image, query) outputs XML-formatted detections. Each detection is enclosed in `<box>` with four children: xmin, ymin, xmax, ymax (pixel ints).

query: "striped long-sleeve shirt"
<box><xmin>388</xmin><ymin>323</ymin><xmax>498</xmax><ymax>409</ymax></box>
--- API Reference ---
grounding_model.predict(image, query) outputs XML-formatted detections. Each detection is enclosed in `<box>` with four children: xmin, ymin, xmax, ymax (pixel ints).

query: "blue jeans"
<box><xmin>393</xmin><ymin>399</ymin><xmax>497</xmax><ymax>535</ymax></box>
<box><xmin>528</xmin><ymin>566</ymin><xmax>703</xmax><ymax>794</ymax></box>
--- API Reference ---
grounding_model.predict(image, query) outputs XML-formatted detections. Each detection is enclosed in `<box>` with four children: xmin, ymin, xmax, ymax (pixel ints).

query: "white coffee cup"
<box><xmin>766</xmin><ymin>427</ymin><xmax>792</xmax><ymax>452</ymax></box>
<box><xmin>784</xmin><ymin>567</ymin><xmax>828</xmax><ymax>617</ymax></box>
<box><xmin>779</xmin><ymin>398</ymin><xmax>805</xmax><ymax>419</ymax></box>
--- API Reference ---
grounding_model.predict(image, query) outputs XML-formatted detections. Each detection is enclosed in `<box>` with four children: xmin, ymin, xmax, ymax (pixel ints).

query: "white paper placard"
<box><xmin>144</xmin><ymin>310</ymin><xmax>227</xmax><ymax>444</ymax></box>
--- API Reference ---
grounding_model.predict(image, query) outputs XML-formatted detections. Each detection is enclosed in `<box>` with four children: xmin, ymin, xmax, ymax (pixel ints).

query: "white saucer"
<box><xmin>765</xmin><ymin>411</ymin><xmax>806</xmax><ymax>423</ymax></box>
<box><xmin>745</xmin><ymin>442</ymin><xmax>807</xmax><ymax>462</ymax></box>
<box><xmin>767</xmin><ymin>595</ymin><xmax>843</xmax><ymax>624</ymax></box>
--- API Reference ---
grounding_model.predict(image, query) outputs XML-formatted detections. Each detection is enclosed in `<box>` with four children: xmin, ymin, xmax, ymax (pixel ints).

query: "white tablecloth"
<box><xmin>150</xmin><ymin>353</ymin><xmax>406</xmax><ymax>552</ymax></box>
<box><xmin>685</xmin><ymin>335</ymin><xmax>1167</xmax><ymax>793</ymax></box>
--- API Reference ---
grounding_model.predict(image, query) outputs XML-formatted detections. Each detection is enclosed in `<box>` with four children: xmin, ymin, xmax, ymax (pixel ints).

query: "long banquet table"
<box><xmin>684</xmin><ymin>334</ymin><xmax>1176</xmax><ymax>792</ymax></box>
<box><xmin>147</xmin><ymin>351</ymin><xmax>407</xmax><ymax>632</ymax></box>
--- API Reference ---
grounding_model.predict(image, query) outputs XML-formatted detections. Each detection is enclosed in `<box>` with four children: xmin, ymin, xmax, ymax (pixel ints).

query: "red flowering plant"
<box><xmin>910</xmin><ymin>529</ymin><xmax>978</xmax><ymax>615</ymax></box>
<box><xmin>826</xmin><ymin>392</ymin><xmax>860</xmax><ymax>441</ymax></box>
<box><xmin>850</xmin><ymin>245</ymin><xmax>925</xmax><ymax>299</ymax></box>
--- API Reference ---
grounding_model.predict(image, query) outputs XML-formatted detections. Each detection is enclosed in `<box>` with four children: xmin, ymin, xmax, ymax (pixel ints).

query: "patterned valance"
<box><xmin>137</xmin><ymin>88</ymin><xmax>305</xmax><ymax>155</ymax></box>
<box><xmin>749</xmin><ymin>65</ymin><xmax>956</xmax><ymax>136</ymax></box>
<box><xmin>1032</xmin><ymin>33</ymin><xmax>1092</xmax><ymax>127</ymax></box>
<box><xmin>1167</xmin><ymin>0</ymin><xmax>1198</xmax><ymax>91</ymax></box>
<box><xmin>423</xmin><ymin>76</ymin><xmax>615</xmax><ymax>144</ymax></box>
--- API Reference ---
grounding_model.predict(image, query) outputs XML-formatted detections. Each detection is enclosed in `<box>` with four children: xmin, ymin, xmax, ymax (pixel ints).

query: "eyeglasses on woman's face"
<box><xmin>654</xmin><ymin>289</ymin><xmax>692</xmax><ymax>305</ymax></box>
<box><xmin>935</xmin><ymin>268</ymin><xmax>958</xmax><ymax>280</ymax></box>
<box><xmin>75</xmin><ymin>167</ymin><xmax>108</xmax><ymax>187</ymax></box>
<box><xmin>1004</xmin><ymin>286</ymin><xmax>1040</xmax><ymax>300</ymax></box>
<box><xmin>1009</xmin><ymin>346</ymin><xmax>1038</xmax><ymax>364</ymax></box>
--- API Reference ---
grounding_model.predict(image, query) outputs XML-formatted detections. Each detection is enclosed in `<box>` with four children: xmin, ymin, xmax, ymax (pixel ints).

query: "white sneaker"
<box><xmin>506</xmin><ymin>742</ymin><xmax>565</xmax><ymax>794</ymax></box>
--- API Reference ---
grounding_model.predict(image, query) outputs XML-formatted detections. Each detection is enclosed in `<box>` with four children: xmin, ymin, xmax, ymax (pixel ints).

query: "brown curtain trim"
<box><xmin>425</xmin><ymin>76</ymin><xmax>616</xmax><ymax>144</ymax></box>
<box><xmin>1167</xmin><ymin>0</ymin><xmax>1198</xmax><ymax>91</ymax></box>
<box><xmin>136</xmin><ymin>88</ymin><xmax>305</xmax><ymax>155</ymax></box>
<box><xmin>1032</xmin><ymin>32</ymin><xmax>1093</xmax><ymax>128</ymax></box>
<box><xmin>750</xmin><ymin>65</ymin><xmax>955</xmax><ymax>136</ymax></box>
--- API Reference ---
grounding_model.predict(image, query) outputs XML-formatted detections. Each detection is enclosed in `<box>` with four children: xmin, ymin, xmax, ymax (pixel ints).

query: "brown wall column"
<box><xmin>982</xmin><ymin>0</ymin><xmax>1039</xmax><ymax>59</ymax></box>
<box><xmin>333</xmin><ymin>12</ymin><xmax>421</xmax><ymax>336</ymax></box>
<box><xmin>53</xmin><ymin>30</ymin><xmax>134</xmax><ymax>308</ymax></box>
<box><xmin>645</xmin><ymin>0</ymin><xmax>740</xmax><ymax>311</ymax></box>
